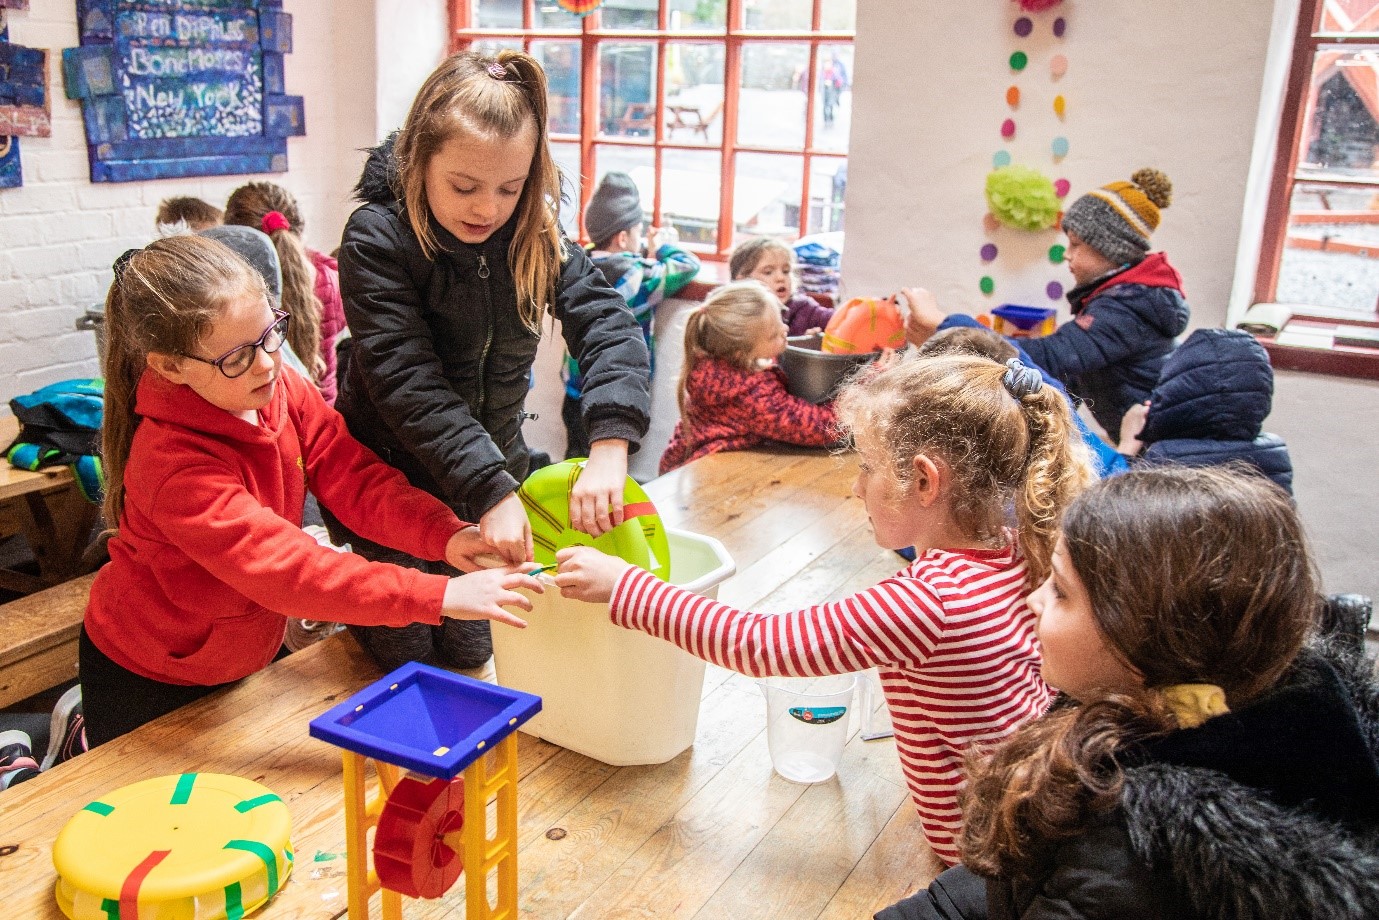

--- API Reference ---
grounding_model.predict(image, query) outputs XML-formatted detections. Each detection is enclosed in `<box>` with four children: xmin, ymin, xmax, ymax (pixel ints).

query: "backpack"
<box><xmin>5</xmin><ymin>378</ymin><xmax>105</xmax><ymax>503</ymax></box>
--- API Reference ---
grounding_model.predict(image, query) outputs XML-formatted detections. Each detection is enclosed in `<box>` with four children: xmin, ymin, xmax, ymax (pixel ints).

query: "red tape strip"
<box><xmin>622</xmin><ymin>501</ymin><xmax>656</xmax><ymax>521</ymax></box>
<box><xmin>120</xmin><ymin>850</ymin><xmax>171</xmax><ymax>919</ymax></box>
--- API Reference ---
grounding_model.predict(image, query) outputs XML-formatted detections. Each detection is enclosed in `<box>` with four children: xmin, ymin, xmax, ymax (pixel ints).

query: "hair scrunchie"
<box><xmin>486</xmin><ymin>62</ymin><xmax>508</xmax><ymax>80</ymax></box>
<box><xmin>260</xmin><ymin>210</ymin><xmax>291</xmax><ymax>235</ymax></box>
<box><xmin>1002</xmin><ymin>358</ymin><xmax>1042</xmax><ymax>398</ymax></box>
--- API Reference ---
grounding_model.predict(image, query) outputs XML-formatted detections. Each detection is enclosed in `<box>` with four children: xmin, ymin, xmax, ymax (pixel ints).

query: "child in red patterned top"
<box><xmin>559</xmin><ymin>353</ymin><xmax>1095</xmax><ymax>866</ymax></box>
<box><xmin>659</xmin><ymin>281</ymin><xmax>838</xmax><ymax>474</ymax></box>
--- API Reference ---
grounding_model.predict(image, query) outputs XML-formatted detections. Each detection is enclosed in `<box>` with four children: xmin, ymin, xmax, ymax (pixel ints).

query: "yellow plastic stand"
<box><xmin>52</xmin><ymin>773</ymin><xmax>293</xmax><ymax>920</ymax></box>
<box><xmin>340</xmin><ymin>733</ymin><xmax>520</xmax><ymax>920</ymax></box>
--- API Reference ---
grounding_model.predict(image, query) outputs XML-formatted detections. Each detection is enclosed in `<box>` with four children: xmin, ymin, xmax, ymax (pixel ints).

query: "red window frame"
<box><xmin>448</xmin><ymin>0</ymin><xmax>853</xmax><ymax>259</ymax></box>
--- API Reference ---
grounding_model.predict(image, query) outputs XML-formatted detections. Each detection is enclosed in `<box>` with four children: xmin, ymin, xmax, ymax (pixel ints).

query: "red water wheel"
<box><xmin>373</xmin><ymin>775</ymin><xmax>465</xmax><ymax>898</ymax></box>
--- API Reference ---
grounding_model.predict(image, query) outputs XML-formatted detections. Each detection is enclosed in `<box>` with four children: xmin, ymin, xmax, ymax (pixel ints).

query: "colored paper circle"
<box><xmin>1006</xmin><ymin>85</ymin><xmax>1021</xmax><ymax>108</ymax></box>
<box><xmin>993</xmin><ymin>150</ymin><xmax>1012</xmax><ymax>168</ymax></box>
<box><xmin>1049</xmin><ymin>244</ymin><xmax>1066</xmax><ymax>263</ymax></box>
<box><xmin>980</xmin><ymin>276</ymin><xmax>995</xmax><ymax>295</ymax></box>
<box><xmin>1051</xmin><ymin>54</ymin><xmax>1068</xmax><ymax>78</ymax></box>
<box><xmin>980</xmin><ymin>243</ymin><xmax>999</xmax><ymax>261</ymax></box>
<box><xmin>1053</xmin><ymin>178</ymin><xmax>1071</xmax><ymax>197</ymax></box>
<box><xmin>983</xmin><ymin>212</ymin><xmax>1002</xmax><ymax>233</ymax></box>
<box><xmin>1014</xmin><ymin>17</ymin><xmax>1033</xmax><ymax>37</ymax></box>
<box><xmin>1053</xmin><ymin>95</ymin><xmax>1066</xmax><ymax>118</ymax></box>
<box><xmin>1046</xmin><ymin>281</ymin><xmax>1065</xmax><ymax>300</ymax></box>
<box><xmin>1010</xmin><ymin>51</ymin><xmax>1029</xmax><ymax>71</ymax></box>
<box><xmin>1001</xmin><ymin>118</ymin><xmax>1016</xmax><ymax>139</ymax></box>
<box><xmin>1054</xmin><ymin>17</ymin><xmax>1066</xmax><ymax>37</ymax></box>
<box><xmin>1052</xmin><ymin>136</ymin><xmax>1070</xmax><ymax>158</ymax></box>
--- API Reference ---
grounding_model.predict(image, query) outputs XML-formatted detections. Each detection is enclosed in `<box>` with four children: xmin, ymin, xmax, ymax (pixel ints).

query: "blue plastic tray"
<box><xmin>991</xmin><ymin>304</ymin><xmax>1057</xmax><ymax>330</ymax></box>
<box><xmin>309</xmin><ymin>662</ymin><xmax>541</xmax><ymax>779</ymax></box>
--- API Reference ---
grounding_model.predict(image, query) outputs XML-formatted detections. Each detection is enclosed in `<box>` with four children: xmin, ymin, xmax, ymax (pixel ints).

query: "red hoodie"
<box><xmin>85</xmin><ymin>367</ymin><xmax>464</xmax><ymax>686</ymax></box>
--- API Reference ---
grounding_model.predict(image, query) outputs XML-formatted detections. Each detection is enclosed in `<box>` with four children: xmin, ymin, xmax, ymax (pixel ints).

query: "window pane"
<box><xmin>474</xmin><ymin>0</ymin><xmax>522</xmax><ymax>28</ymax></box>
<box><xmin>1298</xmin><ymin>48</ymin><xmax>1379</xmax><ymax>181</ymax></box>
<box><xmin>592</xmin><ymin>145</ymin><xmax>654</xmax><ymax>240</ymax></box>
<box><xmin>820</xmin><ymin>0</ymin><xmax>856</xmax><ymax>32</ymax></box>
<box><xmin>812</xmin><ymin>44</ymin><xmax>852</xmax><ymax>152</ymax></box>
<box><xmin>1320</xmin><ymin>2</ymin><xmax>1379</xmax><ymax>33</ymax></box>
<box><xmin>666</xmin><ymin>43</ymin><xmax>725</xmax><ymax>146</ymax></box>
<box><xmin>735</xmin><ymin>152</ymin><xmax>803</xmax><ymax>238</ymax></box>
<box><xmin>534</xmin><ymin>3</ymin><xmax>582</xmax><ymax>29</ymax></box>
<box><xmin>739</xmin><ymin>43</ymin><xmax>808</xmax><ymax>149</ymax></box>
<box><xmin>598</xmin><ymin>42</ymin><xmax>659</xmax><ymax>138</ymax></box>
<box><xmin>1274</xmin><ymin>182</ymin><xmax>1379</xmax><ymax>315</ymax></box>
<box><xmin>663</xmin><ymin>148</ymin><xmax>722</xmax><ymax>245</ymax></box>
<box><xmin>669</xmin><ymin>0</ymin><xmax>725</xmax><ymax>32</ymax></box>
<box><xmin>600</xmin><ymin>0</ymin><xmax>658</xmax><ymax>30</ymax></box>
<box><xmin>471</xmin><ymin>38</ymin><xmax>523</xmax><ymax>57</ymax></box>
<box><xmin>551</xmin><ymin>142</ymin><xmax>582</xmax><ymax>237</ymax></box>
<box><xmin>807</xmin><ymin>157</ymin><xmax>846</xmax><ymax>234</ymax></box>
<box><xmin>743</xmin><ymin>0</ymin><xmax>811</xmax><ymax>30</ymax></box>
<box><xmin>534</xmin><ymin>41</ymin><xmax>581</xmax><ymax>135</ymax></box>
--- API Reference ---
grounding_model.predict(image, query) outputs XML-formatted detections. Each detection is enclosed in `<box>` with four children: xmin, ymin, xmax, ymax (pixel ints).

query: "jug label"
<box><xmin>788</xmin><ymin>706</ymin><xmax>847</xmax><ymax>725</ymax></box>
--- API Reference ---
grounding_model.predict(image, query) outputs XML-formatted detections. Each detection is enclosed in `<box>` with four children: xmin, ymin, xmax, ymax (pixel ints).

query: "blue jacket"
<box><xmin>1022</xmin><ymin>253</ymin><xmax>1190</xmax><ymax>437</ymax></box>
<box><xmin>1139</xmin><ymin>328</ymin><xmax>1293</xmax><ymax>494</ymax></box>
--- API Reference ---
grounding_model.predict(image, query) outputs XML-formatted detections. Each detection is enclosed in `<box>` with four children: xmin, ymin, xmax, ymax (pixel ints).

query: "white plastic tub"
<box><xmin>490</xmin><ymin>528</ymin><xmax>735</xmax><ymax>765</ymax></box>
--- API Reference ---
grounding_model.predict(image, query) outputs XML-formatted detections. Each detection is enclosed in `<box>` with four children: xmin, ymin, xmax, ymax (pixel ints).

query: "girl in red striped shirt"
<box><xmin>557</xmin><ymin>354</ymin><xmax>1095</xmax><ymax>865</ymax></box>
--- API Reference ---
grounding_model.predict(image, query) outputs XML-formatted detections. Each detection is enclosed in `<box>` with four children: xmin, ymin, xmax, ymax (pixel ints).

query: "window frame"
<box><xmin>448</xmin><ymin>0</ymin><xmax>853</xmax><ymax>258</ymax></box>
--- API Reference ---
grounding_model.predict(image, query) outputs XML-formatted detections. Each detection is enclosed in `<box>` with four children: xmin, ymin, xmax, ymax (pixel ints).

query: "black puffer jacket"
<box><xmin>335</xmin><ymin>140</ymin><xmax>651</xmax><ymax>520</ymax></box>
<box><xmin>877</xmin><ymin>647</ymin><xmax>1379</xmax><ymax>920</ymax></box>
<box><xmin>1138</xmin><ymin>328</ymin><xmax>1293</xmax><ymax>494</ymax></box>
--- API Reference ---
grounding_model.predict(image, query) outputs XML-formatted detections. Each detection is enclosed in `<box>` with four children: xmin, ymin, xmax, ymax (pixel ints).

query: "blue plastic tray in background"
<box><xmin>991</xmin><ymin>304</ymin><xmax>1057</xmax><ymax>331</ymax></box>
<box><xmin>309</xmin><ymin>662</ymin><xmax>541</xmax><ymax>779</ymax></box>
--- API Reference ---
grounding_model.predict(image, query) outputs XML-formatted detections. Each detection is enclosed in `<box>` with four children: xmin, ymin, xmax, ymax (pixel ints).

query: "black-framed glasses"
<box><xmin>183</xmin><ymin>310</ymin><xmax>290</xmax><ymax>379</ymax></box>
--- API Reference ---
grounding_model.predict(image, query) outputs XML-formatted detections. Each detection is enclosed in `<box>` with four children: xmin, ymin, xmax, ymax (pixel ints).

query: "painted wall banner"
<box><xmin>0</xmin><ymin>18</ymin><xmax>51</xmax><ymax>137</ymax></box>
<box><xmin>62</xmin><ymin>0</ymin><xmax>305</xmax><ymax>182</ymax></box>
<box><xmin>1</xmin><ymin>18</ymin><xmax>27</xmax><ymax>188</ymax></box>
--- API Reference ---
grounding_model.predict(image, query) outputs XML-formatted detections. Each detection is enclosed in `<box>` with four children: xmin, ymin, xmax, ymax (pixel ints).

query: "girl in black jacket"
<box><xmin>328</xmin><ymin>50</ymin><xmax>652</xmax><ymax>671</ymax></box>
<box><xmin>879</xmin><ymin>466</ymin><xmax>1379</xmax><ymax>920</ymax></box>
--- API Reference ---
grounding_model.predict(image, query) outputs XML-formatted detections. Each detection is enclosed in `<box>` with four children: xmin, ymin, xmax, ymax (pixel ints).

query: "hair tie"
<box><xmin>1002</xmin><ymin>358</ymin><xmax>1042</xmax><ymax>398</ymax></box>
<box><xmin>486</xmin><ymin>62</ymin><xmax>508</xmax><ymax>80</ymax></box>
<box><xmin>260</xmin><ymin>210</ymin><xmax>291</xmax><ymax>235</ymax></box>
<box><xmin>112</xmin><ymin>247</ymin><xmax>140</xmax><ymax>280</ymax></box>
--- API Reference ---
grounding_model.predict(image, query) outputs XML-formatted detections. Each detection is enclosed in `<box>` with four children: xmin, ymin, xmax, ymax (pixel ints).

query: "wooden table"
<box><xmin>0</xmin><ymin>449</ymin><xmax>941</xmax><ymax>918</ymax></box>
<box><xmin>0</xmin><ymin>415</ymin><xmax>99</xmax><ymax>594</ymax></box>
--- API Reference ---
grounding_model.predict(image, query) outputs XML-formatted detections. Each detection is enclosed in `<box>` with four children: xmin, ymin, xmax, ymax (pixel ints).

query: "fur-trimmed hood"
<box><xmin>355</xmin><ymin>133</ymin><xmax>402</xmax><ymax>206</ymax></box>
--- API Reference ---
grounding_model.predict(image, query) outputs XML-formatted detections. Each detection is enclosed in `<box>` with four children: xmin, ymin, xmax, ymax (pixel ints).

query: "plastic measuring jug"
<box><xmin>759</xmin><ymin>674</ymin><xmax>857</xmax><ymax>783</ymax></box>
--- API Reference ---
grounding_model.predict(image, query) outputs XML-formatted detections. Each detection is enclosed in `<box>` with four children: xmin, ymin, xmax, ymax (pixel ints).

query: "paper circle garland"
<box><xmin>993</xmin><ymin>150</ymin><xmax>1012</xmax><ymax>168</ymax></box>
<box><xmin>983</xmin><ymin>212</ymin><xmax>1002</xmax><ymax>233</ymax></box>
<box><xmin>1006</xmin><ymin>86</ymin><xmax>1020</xmax><ymax>108</ymax></box>
<box><xmin>1046</xmin><ymin>281</ymin><xmax>1065</xmax><ymax>300</ymax></box>
<box><xmin>1014</xmin><ymin>0</ymin><xmax>1065</xmax><ymax>10</ymax></box>
<box><xmin>985</xmin><ymin>164</ymin><xmax>1060</xmax><ymax>232</ymax></box>
<box><xmin>1053</xmin><ymin>17</ymin><xmax>1067</xmax><ymax>37</ymax></box>
<box><xmin>980</xmin><ymin>276</ymin><xmax>995</xmax><ymax>295</ymax></box>
<box><xmin>1053</xmin><ymin>95</ymin><xmax>1066</xmax><ymax>118</ymax></box>
<box><xmin>1010</xmin><ymin>51</ymin><xmax>1028</xmax><ymax>71</ymax></box>
<box><xmin>1051</xmin><ymin>136</ymin><xmax>1070</xmax><ymax>158</ymax></box>
<box><xmin>1051</xmin><ymin>54</ymin><xmax>1068</xmax><ymax>78</ymax></box>
<box><xmin>1053</xmin><ymin>178</ymin><xmax>1071</xmax><ymax>197</ymax></box>
<box><xmin>981</xmin><ymin>243</ymin><xmax>999</xmax><ymax>261</ymax></box>
<box><xmin>1001</xmin><ymin>118</ymin><xmax>1016</xmax><ymax>139</ymax></box>
<box><xmin>1014</xmin><ymin>17</ymin><xmax>1033</xmax><ymax>37</ymax></box>
<box><xmin>1049</xmin><ymin>243</ymin><xmax>1066</xmax><ymax>263</ymax></box>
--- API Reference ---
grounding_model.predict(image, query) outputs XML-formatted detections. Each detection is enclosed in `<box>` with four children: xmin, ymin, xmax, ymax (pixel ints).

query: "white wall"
<box><xmin>842</xmin><ymin>0</ymin><xmax>1275</xmax><ymax>331</ymax></box>
<box><xmin>0</xmin><ymin>0</ymin><xmax>382</xmax><ymax>406</ymax></box>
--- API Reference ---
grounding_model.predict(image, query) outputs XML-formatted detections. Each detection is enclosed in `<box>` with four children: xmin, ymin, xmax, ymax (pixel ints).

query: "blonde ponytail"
<box><xmin>1012</xmin><ymin>384</ymin><xmax>1096</xmax><ymax>587</ymax></box>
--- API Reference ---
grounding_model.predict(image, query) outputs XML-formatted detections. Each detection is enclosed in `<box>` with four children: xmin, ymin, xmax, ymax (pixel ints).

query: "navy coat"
<box><xmin>1139</xmin><ymin>328</ymin><xmax>1293</xmax><ymax>494</ymax></box>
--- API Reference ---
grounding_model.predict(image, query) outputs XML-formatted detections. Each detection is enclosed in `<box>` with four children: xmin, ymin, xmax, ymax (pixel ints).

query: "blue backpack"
<box><xmin>5</xmin><ymin>378</ymin><xmax>104</xmax><ymax>503</ymax></box>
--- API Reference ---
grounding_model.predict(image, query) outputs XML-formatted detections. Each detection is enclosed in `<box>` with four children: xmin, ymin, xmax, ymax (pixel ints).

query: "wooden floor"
<box><xmin>0</xmin><ymin>450</ymin><xmax>943</xmax><ymax>918</ymax></box>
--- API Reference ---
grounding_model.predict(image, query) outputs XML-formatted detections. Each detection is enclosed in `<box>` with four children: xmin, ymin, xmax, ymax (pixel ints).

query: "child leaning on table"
<box><xmin>79</xmin><ymin>236</ymin><xmax>542</xmax><ymax>747</ymax></box>
<box><xmin>658</xmin><ymin>280</ymin><xmax>839</xmax><ymax>475</ymax></box>
<box><xmin>877</xmin><ymin>467</ymin><xmax>1379</xmax><ymax>920</ymax></box>
<box><xmin>559</xmin><ymin>353</ymin><xmax>1096</xmax><ymax>866</ymax></box>
<box><xmin>729</xmin><ymin>236</ymin><xmax>834</xmax><ymax>337</ymax></box>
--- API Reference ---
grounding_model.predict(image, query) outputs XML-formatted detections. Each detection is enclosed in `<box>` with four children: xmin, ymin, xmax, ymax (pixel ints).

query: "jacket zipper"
<box><xmin>476</xmin><ymin>253</ymin><xmax>493</xmax><ymax>419</ymax></box>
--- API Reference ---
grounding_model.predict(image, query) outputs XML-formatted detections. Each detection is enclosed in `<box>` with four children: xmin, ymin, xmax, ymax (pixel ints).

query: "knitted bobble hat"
<box><xmin>1061</xmin><ymin>168</ymin><xmax>1173</xmax><ymax>266</ymax></box>
<box><xmin>584</xmin><ymin>172</ymin><xmax>645</xmax><ymax>245</ymax></box>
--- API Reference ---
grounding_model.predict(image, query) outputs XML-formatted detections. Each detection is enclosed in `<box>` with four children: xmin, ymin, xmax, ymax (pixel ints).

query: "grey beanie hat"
<box><xmin>1060</xmin><ymin>168</ymin><xmax>1173</xmax><ymax>267</ymax></box>
<box><xmin>199</xmin><ymin>224</ymin><xmax>282</xmax><ymax>302</ymax></box>
<box><xmin>584</xmin><ymin>172</ymin><xmax>644</xmax><ymax>244</ymax></box>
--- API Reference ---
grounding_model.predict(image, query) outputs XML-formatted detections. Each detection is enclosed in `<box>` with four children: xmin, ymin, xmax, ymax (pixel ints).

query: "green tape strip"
<box><xmin>233</xmin><ymin>793</ymin><xmax>282</xmax><ymax>813</ymax></box>
<box><xmin>83</xmin><ymin>801</ymin><xmax>114</xmax><ymax>816</ymax></box>
<box><xmin>224</xmin><ymin>881</ymin><xmax>244</xmax><ymax>920</ymax></box>
<box><xmin>170</xmin><ymin>773</ymin><xmax>197</xmax><ymax>805</ymax></box>
<box><xmin>100</xmin><ymin>897</ymin><xmax>119</xmax><ymax>919</ymax></box>
<box><xmin>224</xmin><ymin>839</ymin><xmax>279</xmax><ymax>896</ymax></box>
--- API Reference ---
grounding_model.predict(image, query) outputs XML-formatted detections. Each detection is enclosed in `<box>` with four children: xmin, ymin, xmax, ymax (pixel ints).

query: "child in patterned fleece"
<box><xmin>730</xmin><ymin>236</ymin><xmax>834</xmax><ymax>337</ymax></box>
<box><xmin>558</xmin><ymin>353</ymin><xmax>1095</xmax><ymax>866</ymax></box>
<box><xmin>659</xmin><ymin>280</ymin><xmax>838</xmax><ymax>474</ymax></box>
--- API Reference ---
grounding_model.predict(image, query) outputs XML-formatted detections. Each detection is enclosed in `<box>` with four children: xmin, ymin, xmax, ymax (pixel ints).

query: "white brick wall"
<box><xmin>0</xmin><ymin>0</ymin><xmax>390</xmax><ymax>409</ymax></box>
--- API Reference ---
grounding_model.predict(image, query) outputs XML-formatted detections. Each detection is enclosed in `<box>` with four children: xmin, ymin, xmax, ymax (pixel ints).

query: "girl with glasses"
<box><xmin>80</xmin><ymin>235</ymin><xmax>543</xmax><ymax>746</ymax></box>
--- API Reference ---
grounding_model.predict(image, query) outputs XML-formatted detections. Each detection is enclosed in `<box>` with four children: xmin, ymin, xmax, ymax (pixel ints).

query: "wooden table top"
<box><xmin>0</xmin><ymin>449</ymin><xmax>940</xmax><ymax>919</ymax></box>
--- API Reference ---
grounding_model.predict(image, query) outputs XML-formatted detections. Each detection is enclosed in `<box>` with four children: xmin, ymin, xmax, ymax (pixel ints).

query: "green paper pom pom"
<box><xmin>1049</xmin><ymin>244</ymin><xmax>1066</xmax><ymax>263</ymax></box>
<box><xmin>985</xmin><ymin>164</ymin><xmax>1060</xmax><ymax>232</ymax></box>
<box><xmin>980</xmin><ymin>276</ymin><xmax>995</xmax><ymax>295</ymax></box>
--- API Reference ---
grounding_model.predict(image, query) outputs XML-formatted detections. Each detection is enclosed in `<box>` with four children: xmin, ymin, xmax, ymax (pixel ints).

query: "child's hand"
<box><xmin>441</xmin><ymin>564</ymin><xmax>542</xmax><ymax>629</ymax></box>
<box><xmin>898</xmin><ymin>287</ymin><xmax>945</xmax><ymax>347</ymax></box>
<box><xmin>479</xmin><ymin>494</ymin><xmax>533</xmax><ymax>565</ymax></box>
<box><xmin>1117</xmin><ymin>401</ymin><xmax>1150</xmax><ymax>456</ymax></box>
<box><xmin>648</xmin><ymin>226</ymin><xmax>679</xmax><ymax>250</ymax></box>
<box><xmin>554</xmin><ymin>546</ymin><xmax>632</xmax><ymax>603</ymax></box>
<box><xmin>444</xmin><ymin>525</ymin><xmax>497</xmax><ymax>573</ymax></box>
<box><xmin>570</xmin><ymin>439</ymin><xmax>628</xmax><ymax>537</ymax></box>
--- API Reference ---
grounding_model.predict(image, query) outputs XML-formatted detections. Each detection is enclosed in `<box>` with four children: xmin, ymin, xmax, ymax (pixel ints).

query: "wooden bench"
<box><xmin>0</xmin><ymin>572</ymin><xmax>93</xmax><ymax>708</ymax></box>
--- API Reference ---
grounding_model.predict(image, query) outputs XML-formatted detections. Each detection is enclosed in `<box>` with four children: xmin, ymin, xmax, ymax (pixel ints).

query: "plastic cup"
<box><xmin>759</xmin><ymin>674</ymin><xmax>857</xmax><ymax>784</ymax></box>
